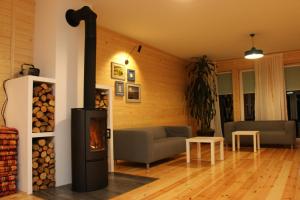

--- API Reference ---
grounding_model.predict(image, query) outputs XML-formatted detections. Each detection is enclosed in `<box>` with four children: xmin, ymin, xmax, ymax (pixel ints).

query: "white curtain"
<box><xmin>255</xmin><ymin>54</ymin><xmax>287</xmax><ymax>120</ymax></box>
<box><xmin>212</xmin><ymin>74</ymin><xmax>223</xmax><ymax>136</ymax></box>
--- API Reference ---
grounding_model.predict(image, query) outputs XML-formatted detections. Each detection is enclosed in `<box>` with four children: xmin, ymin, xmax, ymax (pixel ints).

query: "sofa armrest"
<box><xmin>164</xmin><ymin>126</ymin><xmax>192</xmax><ymax>138</ymax></box>
<box><xmin>224</xmin><ymin>122</ymin><xmax>235</xmax><ymax>144</ymax></box>
<box><xmin>113</xmin><ymin>130</ymin><xmax>153</xmax><ymax>163</ymax></box>
<box><xmin>284</xmin><ymin>121</ymin><xmax>296</xmax><ymax>145</ymax></box>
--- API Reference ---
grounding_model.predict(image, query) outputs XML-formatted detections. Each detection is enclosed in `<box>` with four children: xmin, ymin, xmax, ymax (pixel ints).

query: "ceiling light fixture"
<box><xmin>125</xmin><ymin>45</ymin><xmax>143</xmax><ymax>65</ymax></box>
<box><xmin>244</xmin><ymin>33</ymin><xmax>264</xmax><ymax>60</ymax></box>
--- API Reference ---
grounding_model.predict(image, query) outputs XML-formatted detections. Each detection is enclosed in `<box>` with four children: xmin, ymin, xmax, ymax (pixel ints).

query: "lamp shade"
<box><xmin>244</xmin><ymin>47</ymin><xmax>264</xmax><ymax>59</ymax></box>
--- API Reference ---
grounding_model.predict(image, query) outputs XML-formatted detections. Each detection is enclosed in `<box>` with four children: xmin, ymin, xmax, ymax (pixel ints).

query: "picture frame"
<box><xmin>111</xmin><ymin>62</ymin><xmax>125</xmax><ymax>80</ymax></box>
<box><xmin>126</xmin><ymin>83</ymin><xmax>141</xmax><ymax>103</ymax></box>
<box><xmin>115</xmin><ymin>81</ymin><xmax>124</xmax><ymax>96</ymax></box>
<box><xmin>127</xmin><ymin>69</ymin><xmax>135</xmax><ymax>82</ymax></box>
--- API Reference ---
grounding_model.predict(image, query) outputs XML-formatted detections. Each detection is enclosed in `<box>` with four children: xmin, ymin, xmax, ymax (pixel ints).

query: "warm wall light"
<box><xmin>125</xmin><ymin>45</ymin><xmax>143</xmax><ymax>65</ymax></box>
<box><xmin>244</xmin><ymin>33</ymin><xmax>264</xmax><ymax>60</ymax></box>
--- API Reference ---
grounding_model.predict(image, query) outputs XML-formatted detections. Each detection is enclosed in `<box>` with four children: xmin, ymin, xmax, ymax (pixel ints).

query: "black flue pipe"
<box><xmin>66</xmin><ymin>6</ymin><xmax>97</xmax><ymax>109</ymax></box>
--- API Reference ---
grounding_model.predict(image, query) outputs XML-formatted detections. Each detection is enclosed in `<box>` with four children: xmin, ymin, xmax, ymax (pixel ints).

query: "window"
<box><xmin>241</xmin><ymin>71</ymin><xmax>255</xmax><ymax>121</ymax></box>
<box><xmin>285</xmin><ymin>66</ymin><xmax>300</xmax><ymax>138</ymax></box>
<box><xmin>217</xmin><ymin>73</ymin><xmax>233</xmax><ymax>133</ymax></box>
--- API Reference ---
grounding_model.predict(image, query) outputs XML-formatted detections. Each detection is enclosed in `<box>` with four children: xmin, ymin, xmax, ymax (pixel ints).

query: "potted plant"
<box><xmin>185</xmin><ymin>55</ymin><xmax>217</xmax><ymax>136</ymax></box>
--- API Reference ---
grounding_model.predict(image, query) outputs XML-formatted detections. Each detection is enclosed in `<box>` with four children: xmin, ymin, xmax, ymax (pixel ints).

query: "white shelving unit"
<box><xmin>96</xmin><ymin>84</ymin><xmax>114</xmax><ymax>172</ymax></box>
<box><xmin>6</xmin><ymin>75</ymin><xmax>56</xmax><ymax>194</ymax></box>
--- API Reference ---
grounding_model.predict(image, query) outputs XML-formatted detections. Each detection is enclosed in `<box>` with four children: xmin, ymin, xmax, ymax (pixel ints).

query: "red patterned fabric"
<box><xmin>0</xmin><ymin>127</ymin><xmax>18</xmax><ymax>197</ymax></box>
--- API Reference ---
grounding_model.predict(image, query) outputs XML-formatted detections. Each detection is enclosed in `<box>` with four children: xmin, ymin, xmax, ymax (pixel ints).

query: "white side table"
<box><xmin>232</xmin><ymin>131</ymin><xmax>260</xmax><ymax>152</ymax></box>
<box><xmin>186</xmin><ymin>137</ymin><xmax>224</xmax><ymax>165</ymax></box>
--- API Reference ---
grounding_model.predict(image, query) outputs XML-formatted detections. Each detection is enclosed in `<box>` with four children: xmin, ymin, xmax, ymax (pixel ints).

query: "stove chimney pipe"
<box><xmin>66</xmin><ymin>6</ymin><xmax>97</xmax><ymax>109</ymax></box>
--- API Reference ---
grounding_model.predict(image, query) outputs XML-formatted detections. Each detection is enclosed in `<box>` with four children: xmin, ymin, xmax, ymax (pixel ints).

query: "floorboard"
<box><xmin>2</xmin><ymin>144</ymin><xmax>300</xmax><ymax>200</ymax></box>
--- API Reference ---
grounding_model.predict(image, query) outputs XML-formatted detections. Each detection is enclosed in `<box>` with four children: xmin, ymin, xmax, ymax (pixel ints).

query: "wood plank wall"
<box><xmin>0</xmin><ymin>0</ymin><xmax>35</xmax><ymax>125</ymax></box>
<box><xmin>96</xmin><ymin>28</ymin><xmax>188</xmax><ymax>129</ymax></box>
<box><xmin>216</xmin><ymin>50</ymin><xmax>300</xmax><ymax>121</ymax></box>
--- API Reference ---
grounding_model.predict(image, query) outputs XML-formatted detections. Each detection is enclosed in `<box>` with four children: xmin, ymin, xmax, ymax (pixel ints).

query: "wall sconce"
<box><xmin>125</xmin><ymin>45</ymin><xmax>143</xmax><ymax>65</ymax></box>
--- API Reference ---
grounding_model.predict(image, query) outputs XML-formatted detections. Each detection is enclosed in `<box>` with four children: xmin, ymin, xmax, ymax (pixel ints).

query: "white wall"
<box><xmin>33</xmin><ymin>0</ymin><xmax>86</xmax><ymax>186</ymax></box>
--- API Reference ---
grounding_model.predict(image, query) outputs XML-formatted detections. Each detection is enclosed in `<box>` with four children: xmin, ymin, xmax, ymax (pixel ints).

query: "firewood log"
<box><xmin>39</xmin><ymin>126</ymin><xmax>46</xmax><ymax>132</ymax></box>
<box><xmin>46</xmin><ymin>113</ymin><xmax>54</xmax><ymax>120</ymax></box>
<box><xmin>40</xmin><ymin>172</ymin><xmax>47</xmax><ymax>180</ymax></box>
<box><xmin>33</xmin><ymin>107</ymin><xmax>40</xmax><ymax>114</ymax></box>
<box><xmin>32</xmin><ymin>151</ymin><xmax>40</xmax><ymax>158</ymax></box>
<box><xmin>33</xmin><ymin>127</ymin><xmax>40</xmax><ymax>133</ymax></box>
<box><xmin>50</xmin><ymin>153</ymin><xmax>55</xmax><ymax>159</ymax></box>
<box><xmin>44</xmin><ymin>168</ymin><xmax>49</xmax><ymax>175</ymax></box>
<box><xmin>32</xmin><ymin>161</ymin><xmax>39</xmax><ymax>169</ymax></box>
<box><xmin>33</xmin><ymin>144</ymin><xmax>39</xmax><ymax>151</ymax></box>
<box><xmin>41</xmin><ymin>151</ymin><xmax>47</xmax><ymax>158</ymax></box>
<box><xmin>48</xmin><ymin>120</ymin><xmax>54</xmax><ymax>128</ymax></box>
<box><xmin>49</xmin><ymin>159</ymin><xmax>55</xmax><ymax>165</ymax></box>
<box><xmin>36</xmin><ymin>179</ymin><xmax>43</xmax><ymax>186</ymax></box>
<box><xmin>32</xmin><ymin>117</ymin><xmax>38</xmax><ymax>123</ymax></box>
<box><xmin>47</xmin><ymin>93</ymin><xmax>54</xmax><ymax>100</ymax></box>
<box><xmin>47</xmin><ymin>106</ymin><xmax>54</xmax><ymax>113</ymax></box>
<box><xmin>42</xmin><ymin>145</ymin><xmax>48</xmax><ymax>151</ymax></box>
<box><xmin>33</xmin><ymin>97</ymin><xmax>39</xmax><ymax>104</ymax></box>
<box><xmin>37</xmin><ymin>167</ymin><xmax>44</xmax><ymax>174</ymax></box>
<box><xmin>40</xmin><ymin>185</ymin><xmax>48</xmax><ymax>190</ymax></box>
<box><xmin>33</xmin><ymin>170</ymin><xmax>39</xmax><ymax>176</ymax></box>
<box><xmin>41</xmin><ymin>115</ymin><xmax>49</xmax><ymax>122</ymax></box>
<box><xmin>33</xmin><ymin>176</ymin><xmax>39</xmax><ymax>183</ymax></box>
<box><xmin>40</xmin><ymin>95</ymin><xmax>47</xmax><ymax>102</ymax></box>
<box><xmin>49</xmin><ymin>168</ymin><xmax>55</xmax><ymax>175</ymax></box>
<box><xmin>43</xmin><ymin>179</ymin><xmax>50</xmax><ymax>185</ymax></box>
<box><xmin>46</xmin><ymin>126</ymin><xmax>53</xmax><ymax>132</ymax></box>
<box><xmin>34</xmin><ymin>101</ymin><xmax>43</xmax><ymax>107</ymax></box>
<box><xmin>36</xmin><ymin>111</ymin><xmax>44</xmax><ymax>118</ymax></box>
<box><xmin>38</xmin><ymin>158</ymin><xmax>45</xmax><ymax>164</ymax></box>
<box><xmin>40</xmin><ymin>83</ymin><xmax>48</xmax><ymax>90</ymax></box>
<box><xmin>41</xmin><ymin>106</ymin><xmax>47</xmax><ymax>112</ymax></box>
<box><xmin>34</xmin><ymin>120</ymin><xmax>42</xmax><ymax>128</ymax></box>
<box><xmin>33</xmin><ymin>86</ymin><xmax>42</xmax><ymax>97</ymax></box>
<box><xmin>45</xmin><ymin>156</ymin><xmax>51</xmax><ymax>163</ymax></box>
<box><xmin>42</xmin><ymin>163</ymin><xmax>49</xmax><ymax>168</ymax></box>
<box><xmin>38</xmin><ymin>139</ymin><xmax>46</xmax><ymax>146</ymax></box>
<box><xmin>38</xmin><ymin>147</ymin><xmax>43</xmax><ymax>152</ymax></box>
<box><xmin>49</xmin><ymin>164</ymin><xmax>55</xmax><ymax>169</ymax></box>
<box><xmin>49</xmin><ymin>100</ymin><xmax>55</xmax><ymax>106</ymax></box>
<box><xmin>47</xmin><ymin>148</ymin><xmax>53</xmax><ymax>154</ymax></box>
<box><xmin>48</xmin><ymin>142</ymin><xmax>54</xmax><ymax>149</ymax></box>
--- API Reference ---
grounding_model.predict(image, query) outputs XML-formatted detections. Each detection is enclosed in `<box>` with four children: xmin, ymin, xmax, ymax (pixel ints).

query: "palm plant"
<box><xmin>185</xmin><ymin>55</ymin><xmax>217</xmax><ymax>135</ymax></box>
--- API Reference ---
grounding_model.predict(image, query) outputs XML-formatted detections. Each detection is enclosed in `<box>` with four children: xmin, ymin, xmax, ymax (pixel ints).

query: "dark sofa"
<box><xmin>224</xmin><ymin>121</ymin><xmax>296</xmax><ymax>148</ymax></box>
<box><xmin>113</xmin><ymin>126</ymin><xmax>192</xmax><ymax>168</ymax></box>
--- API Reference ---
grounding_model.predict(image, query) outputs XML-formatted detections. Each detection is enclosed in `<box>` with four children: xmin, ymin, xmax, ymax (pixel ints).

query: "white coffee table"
<box><xmin>232</xmin><ymin>131</ymin><xmax>260</xmax><ymax>152</ymax></box>
<box><xmin>186</xmin><ymin>137</ymin><xmax>224</xmax><ymax>165</ymax></box>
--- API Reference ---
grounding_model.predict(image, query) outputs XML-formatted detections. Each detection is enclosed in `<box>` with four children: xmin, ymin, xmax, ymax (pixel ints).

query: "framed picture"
<box><xmin>111</xmin><ymin>62</ymin><xmax>125</xmax><ymax>80</ymax></box>
<box><xmin>126</xmin><ymin>83</ymin><xmax>141</xmax><ymax>103</ymax></box>
<box><xmin>115</xmin><ymin>81</ymin><xmax>124</xmax><ymax>96</ymax></box>
<box><xmin>127</xmin><ymin>69</ymin><xmax>135</xmax><ymax>82</ymax></box>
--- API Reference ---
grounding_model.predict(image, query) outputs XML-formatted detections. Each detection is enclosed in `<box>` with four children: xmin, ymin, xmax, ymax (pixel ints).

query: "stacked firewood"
<box><xmin>32</xmin><ymin>138</ymin><xmax>55</xmax><ymax>191</ymax></box>
<box><xmin>32</xmin><ymin>83</ymin><xmax>55</xmax><ymax>133</ymax></box>
<box><xmin>0</xmin><ymin>127</ymin><xmax>18</xmax><ymax>197</ymax></box>
<box><xmin>95</xmin><ymin>90</ymin><xmax>108</xmax><ymax>109</ymax></box>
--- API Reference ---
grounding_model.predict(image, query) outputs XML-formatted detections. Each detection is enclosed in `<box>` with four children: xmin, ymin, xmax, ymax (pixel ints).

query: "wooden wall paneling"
<box><xmin>96</xmin><ymin>27</ymin><xmax>188</xmax><ymax>129</ymax></box>
<box><xmin>0</xmin><ymin>0</ymin><xmax>35</xmax><ymax>125</ymax></box>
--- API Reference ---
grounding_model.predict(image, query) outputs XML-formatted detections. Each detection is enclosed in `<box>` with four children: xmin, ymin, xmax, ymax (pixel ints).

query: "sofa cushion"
<box><xmin>165</xmin><ymin>126</ymin><xmax>190</xmax><ymax>137</ymax></box>
<box><xmin>152</xmin><ymin>137</ymin><xmax>186</xmax><ymax>161</ymax></box>
<box><xmin>143</xmin><ymin>127</ymin><xmax>167</xmax><ymax>140</ymax></box>
<box><xmin>235</xmin><ymin>121</ymin><xmax>285</xmax><ymax>131</ymax></box>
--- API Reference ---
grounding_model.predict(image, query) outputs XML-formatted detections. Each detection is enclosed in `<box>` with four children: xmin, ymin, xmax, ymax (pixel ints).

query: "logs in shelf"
<box><xmin>6</xmin><ymin>76</ymin><xmax>56</xmax><ymax>194</ymax></box>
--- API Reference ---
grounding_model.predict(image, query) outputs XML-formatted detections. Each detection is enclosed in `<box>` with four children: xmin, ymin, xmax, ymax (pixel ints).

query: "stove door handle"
<box><xmin>106</xmin><ymin>129</ymin><xmax>111</xmax><ymax>139</ymax></box>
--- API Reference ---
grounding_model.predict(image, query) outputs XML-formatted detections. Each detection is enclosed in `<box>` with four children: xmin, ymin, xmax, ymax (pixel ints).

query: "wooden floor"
<box><xmin>3</xmin><ymin>144</ymin><xmax>300</xmax><ymax>200</ymax></box>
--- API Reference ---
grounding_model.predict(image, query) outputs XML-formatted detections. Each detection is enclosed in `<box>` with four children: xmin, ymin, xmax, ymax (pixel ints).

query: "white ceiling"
<box><xmin>85</xmin><ymin>0</ymin><xmax>300</xmax><ymax>60</ymax></box>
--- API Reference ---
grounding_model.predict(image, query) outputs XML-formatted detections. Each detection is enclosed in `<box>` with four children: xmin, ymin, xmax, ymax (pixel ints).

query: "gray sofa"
<box><xmin>224</xmin><ymin>121</ymin><xmax>296</xmax><ymax>148</ymax></box>
<box><xmin>114</xmin><ymin>126</ymin><xmax>192</xmax><ymax>168</ymax></box>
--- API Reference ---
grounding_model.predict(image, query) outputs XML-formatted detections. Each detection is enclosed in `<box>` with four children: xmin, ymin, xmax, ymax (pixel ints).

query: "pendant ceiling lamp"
<box><xmin>244</xmin><ymin>33</ymin><xmax>264</xmax><ymax>59</ymax></box>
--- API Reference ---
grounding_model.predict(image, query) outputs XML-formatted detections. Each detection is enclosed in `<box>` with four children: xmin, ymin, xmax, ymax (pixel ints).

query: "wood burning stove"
<box><xmin>71</xmin><ymin>109</ymin><xmax>108</xmax><ymax>192</ymax></box>
<box><xmin>66</xmin><ymin>6</ymin><xmax>109</xmax><ymax>192</ymax></box>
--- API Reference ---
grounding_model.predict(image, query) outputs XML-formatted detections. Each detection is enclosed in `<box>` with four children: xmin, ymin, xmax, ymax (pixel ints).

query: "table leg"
<box><xmin>186</xmin><ymin>141</ymin><xmax>190</xmax><ymax>163</ymax></box>
<box><xmin>211</xmin><ymin>142</ymin><xmax>215</xmax><ymax>165</ymax></box>
<box><xmin>197</xmin><ymin>142</ymin><xmax>201</xmax><ymax>159</ymax></box>
<box><xmin>220</xmin><ymin>140</ymin><xmax>224</xmax><ymax>160</ymax></box>
<box><xmin>237</xmin><ymin>135</ymin><xmax>240</xmax><ymax>150</ymax></box>
<box><xmin>232</xmin><ymin>134</ymin><xmax>235</xmax><ymax>151</ymax></box>
<box><xmin>253</xmin><ymin>134</ymin><xmax>257</xmax><ymax>152</ymax></box>
<box><xmin>257</xmin><ymin>133</ymin><xmax>260</xmax><ymax>150</ymax></box>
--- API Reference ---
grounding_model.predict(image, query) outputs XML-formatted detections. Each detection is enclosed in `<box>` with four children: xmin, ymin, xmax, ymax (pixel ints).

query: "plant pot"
<box><xmin>196</xmin><ymin>129</ymin><xmax>215</xmax><ymax>137</ymax></box>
